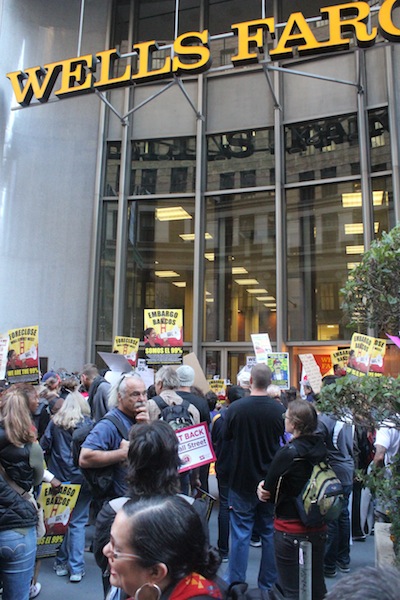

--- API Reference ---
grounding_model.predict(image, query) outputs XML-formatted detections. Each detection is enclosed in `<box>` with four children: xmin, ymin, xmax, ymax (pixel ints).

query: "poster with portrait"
<box><xmin>36</xmin><ymin>483</ymin><xmax>81</xmax><ymax>558</ymax></box>
<box><xmin>113</xmin><ymin>336</ymin><xmax>140</xmax><ymax>366</ymax></box>
<box><xmin>0</xmin><ymin>334</ymin><xmax>9</xmax><ymax>380</ymax></box>
<box><xmin>266</xmin><ymin>352</ymin><xmax>290</xmax><ymax>390</ymax></box>
<box><xmin>368</xmin><ymin>337</ymin><xmax>386</xmax><ymax>377</ymax></box>
<box><xmin>332</xmin><ymin>349</ymin><xmax>350</xmax><ymax>374</ymax></box>
<box><xmin>143</xmin><ymin>309</ymin><xmax>183</xmax><ymax>365</ymax></box>
<box><xmin>6</xmin><ymin>326</ymin><xmax>39</xmax><ymax>383</ymax></box>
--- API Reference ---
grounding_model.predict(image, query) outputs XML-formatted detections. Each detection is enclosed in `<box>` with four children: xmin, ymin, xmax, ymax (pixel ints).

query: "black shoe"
<box><xmin>337</xmin><ymin>562</ymin><xmax>350</xmax><ymax>573</ymax></box>
<box><xmin>324</xmin><ymin>566</ymin><xmax>337</xmax><ymax>578</ymax></box>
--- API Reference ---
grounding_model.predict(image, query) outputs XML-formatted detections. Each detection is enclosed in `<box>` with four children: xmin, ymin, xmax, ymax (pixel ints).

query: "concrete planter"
<box><xmin>375</xmin><ymin>522</ymin><xmax>396</xmax><ymax>567</ymax></box>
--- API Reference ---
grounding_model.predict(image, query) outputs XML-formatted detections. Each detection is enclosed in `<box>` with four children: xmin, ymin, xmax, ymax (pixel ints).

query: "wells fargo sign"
<box><xmin>6</xmin><ymin>0</ymin><xmax>400</xmax><ymax>107</ymax></box>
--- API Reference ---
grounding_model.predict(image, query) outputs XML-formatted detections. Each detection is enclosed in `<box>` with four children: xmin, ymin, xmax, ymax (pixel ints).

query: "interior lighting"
<box><xmin>344</xmin><ymin>223</ymin><xmax>379</xmax><ymax>235</ymax></box>
<box><xmin>341</xmin><ymin>191</ymin><xmax>384</xmax><ymax>208</ymax></box>
<box><xmin>234</xmin><ymin>279</ymin><xmax>259</xmax><ymax>285</ymax></box>
<box><xmin>232</xmin><ymin>267</ymin><xmax>248</xmax><ymax>275</ymax></box>
<box><xmin>172</xmin><ymin>281</ymin><xmax>186</xmax><ymax>287</ymax></box>
<box><xmin>247</xmin><ymin>288</ymin><xmax>268</xmax><ymax>294</ymax></box>
<box><xmin>179</xmin><ymin>232</ymin><xmax>212</xmax><ymax>241</ymax></box>
<box><xmin>155</xmin><ymin>270</ymin><xmax>180</xmax><ymax>277</ymax></box>
<box><xmin>204</xmin><ymin>253</ymin><xmax>215</xmax><ymax>261</ymax></box>
<box><xmin>156</xmin><ymin>206</ymin><xmax>192</xmax><ymax>221</ymax></box>
<box><xmin>206</xmin><ymin>298</ymin><xmax>214</xmax><ymax>303</ymax></box>
<box><xmin>347</xmin><ymin>262</ymin><xmax>360</xmax><ymax>270</ymax></box>
<box><xmin>346</xmin><ymin>245</ymin><xmax>364</xmax><ymax>255</ymax></box>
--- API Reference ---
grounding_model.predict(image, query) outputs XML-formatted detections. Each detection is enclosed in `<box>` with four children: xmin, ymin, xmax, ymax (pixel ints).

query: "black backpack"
<box><xmin>71</xmin><ymin>414</ymin><xmax>129</xmax><ymax>499</ymax></box>
<box><xmin>153</xmin><ymin>396</ymin><xmax>194</xmax><ymax>431</ymax></box>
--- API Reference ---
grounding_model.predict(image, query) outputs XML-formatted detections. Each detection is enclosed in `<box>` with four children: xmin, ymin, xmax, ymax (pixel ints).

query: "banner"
<box><xmin>251</xmin><ymin>333</ymin><xmax>272</xmax><ymax>364</ymax></box>
<box><xmin>113</xmin><ymin>336</ymin><xmax>139</xmax><ymax>366</ymax></box>
<box><xmin>177</xmin><ymin>423</ymin><xmax>216</xmax><ymax>473</ymax></box>
<box><xmin>314</xmin><ymin>355</ymin><xmax>332</xmax><ymax>377</ymax></box>
<box><xmin>332</xmin><ymin>348</ymin><xmax>350</xmax><ymax>373</ymax></box>
<box><xmin>143</xmin><ymin>309</ymin><xmax>183</xmax><ymax>365</ymax></box>
<box><xmin>298</xmin><ymin>354</ymin><xmax>323</xmax><ymax>394</ymax></box>
<box><xmin>266</xmin><ymin>352</ymin><xmax>290</xmax><ymax>390</ymax></box>
<box><xmin>0</xmin><ymin>334</ymin><xmax>9</xmax><ymax>380</ymax></box>
<box><xmin>36</xmin><ymin>483</ymin><xmax>81</xmax><ymax>558</ymax></box>
<box><xmin>347</xmin><ymin>333</ymin><xmax>386</xmax><ymax>377</ymax></box>
<box><xmin>6</xmin><ymin>326</ymin><xmax>39</xmax><ymax>383</ymax></box>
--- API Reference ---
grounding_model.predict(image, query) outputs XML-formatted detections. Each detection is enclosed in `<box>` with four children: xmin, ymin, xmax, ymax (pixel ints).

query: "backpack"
<box><xmin>71</xmin><ymin>414</ymin><xmax>129</xmax><ymax>499</ymax></box>
<box><xmin>153</xmin><ymin>396</ymin><xmax>194</xmax><ymax>431</ymax></box>
<box><xmin>293</xmin><ymin>460</ymin><xmax>344</xmax><ymax>527</ymax></box>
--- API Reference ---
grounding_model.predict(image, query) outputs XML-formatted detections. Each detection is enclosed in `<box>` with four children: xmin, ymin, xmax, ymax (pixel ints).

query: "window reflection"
<box><xmin>204</xmin><ymin>191</ymin><xmax>276</xmax><ymax>342</ymax></box>
<box><xmin>97</xmin><ymin>202</ymin><xmax>118</xmax><ymax>341</ymax></box>
<box><xmin>123</xmin><ymin>199</ymin><xmax>195</xmax><ymax>340</ymax></box>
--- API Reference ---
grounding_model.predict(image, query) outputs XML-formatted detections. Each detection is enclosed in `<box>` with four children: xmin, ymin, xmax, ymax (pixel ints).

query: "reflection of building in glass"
<box><xmin>2</xmin><ymin>0</ymin><xmax>399</xmax><ymax>381</ymax></box>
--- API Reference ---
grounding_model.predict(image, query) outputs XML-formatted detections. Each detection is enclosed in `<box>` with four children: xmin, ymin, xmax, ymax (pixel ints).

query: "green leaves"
<box><xmin>340</xmin><ymin>224</ymin><xmax>400</xmax><ymax>335</ymax></box>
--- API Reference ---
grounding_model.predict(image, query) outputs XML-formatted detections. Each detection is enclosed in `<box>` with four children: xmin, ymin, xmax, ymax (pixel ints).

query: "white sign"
<box><xmin>299</xmin><ymin>354</ymin><xmax>323</xmax><ymax>394</ymax></box>
<box><xmin>177</xmin><ymin>423</ymin><xmax>216</xmax><ymax>473</ymax></box>
<box><xmin>251</xmin><ymin>333</ymin><xmax>272</xmax><ymax>363</ymax></box>
<box><xmin>0</xmin><ymin>334</ymin><xmax>9</xmax><ymax>380</ymax></box>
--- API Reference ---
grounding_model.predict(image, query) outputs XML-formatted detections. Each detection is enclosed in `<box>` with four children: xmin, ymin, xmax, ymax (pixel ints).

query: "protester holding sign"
<box><xmin>40</xmin><ymin>389</ymin><xmax>93</xmax><ymax>583</ymax></box>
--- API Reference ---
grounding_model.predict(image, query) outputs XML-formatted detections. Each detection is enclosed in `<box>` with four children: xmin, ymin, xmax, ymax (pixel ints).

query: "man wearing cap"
<box><xmin>223</xmin><ymin>363</ymin><xmax>285</xmax><ymax>590</ymax></box>
<box><xmin>176</xmin><ymin>364</ymin><xmax>211</xmax><ymax>491</ymax></box>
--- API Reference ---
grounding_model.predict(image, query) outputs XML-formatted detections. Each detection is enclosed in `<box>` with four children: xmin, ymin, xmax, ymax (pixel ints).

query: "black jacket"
<box><xmin>0</xmin><ymin>427</ymin><xmax>38</xmax><ymax>531</ymax></box>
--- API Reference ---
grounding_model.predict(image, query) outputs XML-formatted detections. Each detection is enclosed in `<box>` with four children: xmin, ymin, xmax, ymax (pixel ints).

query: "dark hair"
<box><xmin>324</xmin><ymin>566</ymin><xmax>398</xmax><ymax>600</ymax></box>
<box><xmin>122</xmin><ymin>496</ymin><xmax>221</xmax><ymax>581</ymax></box>
<box><xmin>251</xmin><ymin>363</ymin><xmax>272</xmax><ymax>390</ymax></box>
<box><xmin>205</xmin><ymin>391</ymin><xmax>217</xmax><ymax>411</ymax></box>
<box><xmin>147</xmin><ymin>384</ymin><xmax>156</xmax><ymax>399</ymax></box>
<box><xmin>287</xmin><ymin>399</ymin><xmax>317</xmax><ymax>435</ymax></box>
<box><xmin>227</xmin><ymin>385</ymin><xmax>246</xmax><ymax>403</ymax></box>
<box><xmin>126</xmin><ymin>421</ymin><xmax>181</xmax><ymax>497</ymax></box>
<box><xmin>144</xmin><ymin>327</ymin><xmax>155</xmax><ymax>338</ymax></box>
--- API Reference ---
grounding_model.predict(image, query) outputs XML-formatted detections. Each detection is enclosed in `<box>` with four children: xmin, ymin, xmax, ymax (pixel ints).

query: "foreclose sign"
<box><xmin>6</xmin><ymin>0</ymin><xmax>400</xmax><ymax>107</ymax></box>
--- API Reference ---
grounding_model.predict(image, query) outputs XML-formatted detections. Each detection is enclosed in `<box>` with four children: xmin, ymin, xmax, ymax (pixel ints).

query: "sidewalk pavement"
<box><xmin>34</xmin><ymin>475</ymin><xmax>375</xmax><ymax>599</ymax></box>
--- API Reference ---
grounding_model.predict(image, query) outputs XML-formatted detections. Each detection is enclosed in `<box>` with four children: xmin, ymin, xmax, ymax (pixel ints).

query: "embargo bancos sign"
<box><xmin>6</xmin><ymin>0</ymin><xmax>400</xmax><ymax>107</ymax></box>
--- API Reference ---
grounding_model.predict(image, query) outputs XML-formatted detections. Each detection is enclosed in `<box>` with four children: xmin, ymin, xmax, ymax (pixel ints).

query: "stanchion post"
<box><xmin>299</xmin><ymin>540</ymin><xmax>312</xmax><ymax>600</ymax></box>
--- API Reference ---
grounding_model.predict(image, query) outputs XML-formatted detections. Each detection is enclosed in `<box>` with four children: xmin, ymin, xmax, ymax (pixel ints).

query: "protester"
<box><xmin>257</xmin><ymin>400</ymin><xmax>327</xmax><ymax>600</ymax></box>
<box><xmin>0</xmin><ymin>386</ymin><xmax>44</xmax><ymax>600</ymax></box>
<box><xmin>103</xmin><ymin>496</ymin><xmax>222</xmax><ymax>600</ymax></box>
<box><xmin>40</xmin><ymin>390</ymin><xmax>93</xmax><ymax>583</ymax></box>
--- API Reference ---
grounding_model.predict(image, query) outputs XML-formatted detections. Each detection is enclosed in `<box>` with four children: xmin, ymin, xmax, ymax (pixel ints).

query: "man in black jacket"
<box><xmin>80</xmin><ymin>363</ymin><xmax>110</xmax><ymax>422</ymax></box>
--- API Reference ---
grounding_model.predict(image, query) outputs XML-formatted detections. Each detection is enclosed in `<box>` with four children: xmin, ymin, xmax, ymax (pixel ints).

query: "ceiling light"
<box><xmin>247</xmin><ymin>288</ymin><xmax>268</xmax><ymax>294</ymax></box>
<box><xmin>172</xmin><ymin>281</ymin><xmax>186</xmax><ymax>287</ymax></box>
<box><xmin>206</xmin><ymin>298</ymin><xmax>214</xmax><ymax>303</ymax></box>
<box><xmin>204</xmin><ymin>253</ymin><xmax>215</xmax><ymax>261</ymax></box>
<box><xmin>235</xmin><ymin>279</ymin><xmax>259</xmax><ymax>285</ymax></box>
<box><xmin>341</xmin><ymin>191</ymin><xmax>385</xmax><ymax>208</ymax></box>
<box><xmin>256</xmin><ymin>296</ymin><xmax>275</xmax><ymax>301</ymax></box>
<box><xmin>347</xmin><ymin>262</ymin><xmax>360</xmax><ymax>270</ymax></box>
<box><xmin>264</xmin><ymin>303</ymin><xmax>277</xmax><ymax>308</ymax></box>
<box><xmin>232</xmin><ymin>267</ymin><xmax>248</xmax><ymax>275</ymax></box>
<box><xmin>156</xmin><ymin>206</ymin><xmax>192</xmax><ymax>221</ymax></box>
<box><xmin>344</xmin><ymin>222</ymin><xmax>379</xmax><ymax>235</ymax></box>
<box><xmin>155</xmin><ymin>270</ymin><xmax>180</xmax><ymax>277</ymax></box>
<box><xmin>179</xmin><ymin>232</ymin><xmax>213</xmax><ymax>241</ymax></box>
<box><xmin>346</xmin><ymin>245</ymin><xmax>364</xmax><ymax>255</ymax></box>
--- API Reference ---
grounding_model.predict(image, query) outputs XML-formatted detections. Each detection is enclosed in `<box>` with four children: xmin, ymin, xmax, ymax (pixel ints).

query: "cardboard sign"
<box><xmin>298</xmin><ymin>354</ymin><xmax>323</xmax><ymax>394</ymax></box>
<box><xmin>177</xmin><ymin>423</ymin><xmax>216</xmax><ymax>473</ymax></box>
<box><xmin>36</xmin><ymin>483</ymin><xmax>81</xmax><ymax>558</ymax></box>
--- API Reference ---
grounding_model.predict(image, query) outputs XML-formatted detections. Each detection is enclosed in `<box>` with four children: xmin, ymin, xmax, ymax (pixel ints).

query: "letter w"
<box><xmin>6</xmin><ymin>62</ymin><xmax>62</xmax><ymax>107</ymax></box>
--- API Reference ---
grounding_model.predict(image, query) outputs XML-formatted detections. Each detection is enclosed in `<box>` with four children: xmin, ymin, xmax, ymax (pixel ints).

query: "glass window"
<box><xmin>123</xmin><ymin>198</ymin><xmax>195</xmax><ymax>340</ymax></box>
<box><xmin>369</xmin><ymin>108</ymin><xmax>391</xmax><ymax>173</ymax></box>
<box><xmin>372</xmin><ymin>176</ymin><xmax>395</xmax><ymax>236</ymax></box>
<box><xmin>137</xmin><ymin>0</ymin><xmax>175</xmax><ymax>43</ymax></box>
<box><xmin>286</xmin><ymin>181</ymin><xmax>367</xmax><ymax>341</ymax></box>
<box><xmin>130</xmin><ymin>137</ymin><xmax>196</xmax><ymax>195</ymax></box>
<box><xmin>285</xmin><ymin>113</ymin><xmax>360</xmax><ymax>184</ymax></box>
<box><xmin>207</xmin><ymin>128</ymin><xmax>274</xmax><ymax>191</ymax></box>
<box><xmin>104</xmin><ymin>142</ymin><xmax>121</xmax><ymax>197</ymax></box>
<box><xmin>204</xmin><ymin>191</ymin><xmax>276</xmax><ymax>342</ymax></box>
<box><xmin>96</xmin><ymin>202</ymin><xmax>118</xmax><ymax>341</ymax></box>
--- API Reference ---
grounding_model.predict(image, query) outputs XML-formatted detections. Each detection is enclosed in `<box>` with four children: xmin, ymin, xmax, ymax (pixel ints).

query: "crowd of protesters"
<box><xmin>0</xmin><ymin>360</ymin><xmax>396</xmax><ymax>600</ymax></box>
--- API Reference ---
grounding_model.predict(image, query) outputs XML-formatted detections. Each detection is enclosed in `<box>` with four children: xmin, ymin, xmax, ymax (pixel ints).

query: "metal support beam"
<box><xmin>385</xmin><ymin>45</ymin><xmax>400</xmax><ymax>224</ymax></box>
<box><xmin>263</xmin><ymin>62</ymin><xmax>362</xmax><ymax>92</ymax></box>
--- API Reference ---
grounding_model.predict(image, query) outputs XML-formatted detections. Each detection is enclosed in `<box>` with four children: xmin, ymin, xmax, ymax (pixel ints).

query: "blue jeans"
<box><xmin>56</xmin><ymin>487</ymin><xmax>91</xmax><ymax>574</ymax></box>
<box><xmin>217</xmin><ymin>480</ymin><xmax>230</xmax><ymax>557</ymax></box>
<box><xmin>227</xmin><ymin>489</ymin><xmax>277</xmax><ymax>590</ymax></box>
<box><xmin>324</xmin><ymin>484</ymin><xmax>352</xmax><ymax>569</ymax></box>
<box><xmin>0</xmin><ymin>526</ymin><xmax>37</xmax><ymax>600</ymax></box>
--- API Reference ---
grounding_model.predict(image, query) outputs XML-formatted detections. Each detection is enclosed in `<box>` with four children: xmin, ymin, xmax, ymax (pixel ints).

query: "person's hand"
<box><xmin>119</xmin><ymin>438</ymin><xmax>129</xmax><ymax>460</ymax></box>
<box><xmin>50</xmin><ymin>477</ymin><xmax>62</xmax><ymax>493</ymax></box>
<box><xmin>135</xmin><ymin>404</ymin><xmax>150</xmax><ymax>423</ymax></box>
<box><xmin>257</xmin><ymin>480</ymin><xmax>270</xmax><ymax>502</ymax></box>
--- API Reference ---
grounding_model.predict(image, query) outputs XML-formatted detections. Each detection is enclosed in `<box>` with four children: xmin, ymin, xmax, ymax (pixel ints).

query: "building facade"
<box><xmin>1</xmin><ymin>0</ymin><xmax>400</xmax><ymax>379</ymax></box>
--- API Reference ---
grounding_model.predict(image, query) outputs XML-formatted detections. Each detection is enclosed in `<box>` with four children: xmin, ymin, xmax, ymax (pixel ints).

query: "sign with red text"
<box><xmin>177</xmin><ymin>423</ymin><xmax>216</xmax><ymax>473</ymax></box>
<box><xmin>6</xmin><ymin>326</ymin><xmax>39</xmax><ymax>383</ymax></box>
<box><xmin>113</xmin><ymin>336</ymin><xmax>139</xmax><ymax>366</ymax></box>
<box><xmin>36</xmin><ymin>483</ymin><xmax>81</xmax><ymax>558</ymax></box>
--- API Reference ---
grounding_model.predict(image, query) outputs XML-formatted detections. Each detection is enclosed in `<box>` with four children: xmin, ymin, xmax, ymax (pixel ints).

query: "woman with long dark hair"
<box><xmin>103</xmin><ymin>496</ymin><xmax>222</xmax><ymax>600</ymax></box>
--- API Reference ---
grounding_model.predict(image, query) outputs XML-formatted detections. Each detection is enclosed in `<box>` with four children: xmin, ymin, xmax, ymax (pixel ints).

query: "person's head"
<box><xmin>205</xmin><ymin>391</ymin><xmax>218</xmax><ymax>411</ymax></box>
<box><xmin>286</xmin><ymin>386</ymin><xmax>298</xmax><ymax>403</ymax></box>
<box><xmin>176</xmin><ymin>365</ymin><xmax>195</xmax><ymax>389</ymax></box>
<box><xmin>250</xmin><ymin>363</ymin><xmax>272</xmax><ymax>392</ymax></box>
<box><xmin>284</xmin><ymin>399</ymin><xmax>317</xmax><ymax>437</ymax></box>
<box><xmin>80</xmin><ymin>363</ymin><xmax>99</xmax><ymax>390</ymax></box>
<box><xmin>103</xmin><ymin>496</ymin><xmax>220</xmax><ymax>597</ymax></box>
<box><xmin>147</xmin><ymin>384</ymin><xmax>156</xmax><ymax>399</ymax></box>
<box><xmin>0</xmin><ymin>385</ymin><xmax>36</xmax><ymax>445</ymax></box>
<box><xmin>144</xmin><ymin>328</ymin><xmax>158</xmax><ymax>347</ymax></box>
<box><xmin>155</xmin><ymin>366</ymin><xmax>179</xmax><ymax>393</ymax></box>
<box><xmin>273</xmin><ymin>359</ymin><xmax>281</xmax><ymax>369</ymax></box>
<box><xmin>109</xmin><ymin>373</ymin><xmax>147</xmax><ymax>419</ymax></box>
<box><xmin>227</xmin><ymin>385</ymin><xmax>246</xmax><ymax>404</ymax></box>
<box><xmin>13</xmin><ymin>382</ymin><xmax>39</xmax><ymax>415</ymax></box>
<box><xmin>126</xmin><ymin>421</ymin><xmax>181</xmax><ymax>498</ymax></box>
<box><xmin>52</xmin><ymin>390</ymin><xmax>90</xmax><ymax>430</ymax></box>
<box><xmin>266</xmin><ymin>384</ymin><xmax>281</xmax><ymax>401</ymax></box>
<box><xmin>333</xmin><ymin>363</ymin><xmax>346</xmax><ymax>377</ymax></box>
<box><xmin>237</xmin><ymin>370</ymin><xmax>251</xmax><ymax>389</ymax></box>
<box><xmin>324</xmin><ymin>566</ymin><xmax>398</xmax><ymax>600</ymax></box>
<box><xmin>7</xmin><ymin>349</ymin><xmax>17</xmax><ymax>368</ymax></box>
